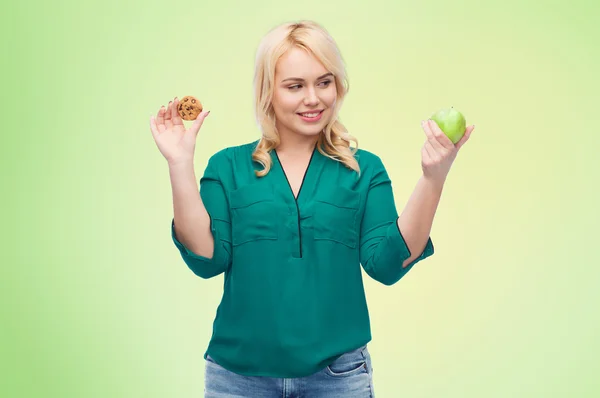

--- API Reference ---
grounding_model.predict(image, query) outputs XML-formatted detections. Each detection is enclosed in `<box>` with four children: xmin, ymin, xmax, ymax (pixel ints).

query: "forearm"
<box><xmin>169</xmin><ymin>161</ymin><xmax>215</xmax><ymax>258</ymax></box>
<box><xmin>397</xmin><ymin>175</ymin><xmax>444</xmax><ymax>267</ymax></box>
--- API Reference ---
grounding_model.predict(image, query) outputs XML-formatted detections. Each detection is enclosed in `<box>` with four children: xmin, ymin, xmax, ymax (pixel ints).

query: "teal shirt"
<box><xmin>171</xmin><ymin>140</ymin><xmax>434</xmax><ymax>378</ymax></box>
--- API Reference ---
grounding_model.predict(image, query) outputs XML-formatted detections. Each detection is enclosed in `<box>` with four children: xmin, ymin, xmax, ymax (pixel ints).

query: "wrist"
<box><xmin>168</xmin><ymin>158</ymin><xmax>194</xmax><ymax>169</ymax></box>
<box><xmin>421</xmin><ymin>174</ymin><xmax>446</xmax><ymax>192</ymax></box>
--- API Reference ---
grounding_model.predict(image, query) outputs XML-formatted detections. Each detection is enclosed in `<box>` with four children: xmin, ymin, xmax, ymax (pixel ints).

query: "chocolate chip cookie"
<box><xmin>177</xmin><ymin>96</ymin><xmax>203</xmax><ymax>120</ymax></box>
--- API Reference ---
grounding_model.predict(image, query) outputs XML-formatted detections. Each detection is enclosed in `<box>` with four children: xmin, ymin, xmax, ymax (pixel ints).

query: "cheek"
<box><xmin>273</xmin><ymin>92</ymin><xmax>299</xmax><ymax>115</ymax></box>
<box><xmin>323</xmin><ymin>88</ymin><xmax>338</xmax><ymax>108</ymax></box>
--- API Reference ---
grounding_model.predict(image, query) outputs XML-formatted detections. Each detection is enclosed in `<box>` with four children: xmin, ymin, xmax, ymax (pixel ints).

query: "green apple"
<box><xmin>430</xmin><ymin>107</ymin><xmax>466</xmax><ymax>144</ymax></box>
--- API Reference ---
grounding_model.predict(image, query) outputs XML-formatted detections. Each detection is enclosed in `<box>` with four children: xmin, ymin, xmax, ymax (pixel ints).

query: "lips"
<box><xmin>297</xmin><ymin>110</ymin><xmax>324</xmax><ymax>122</ymax></box>
<box><xmin>297</xmin><ymin>110</ymin><xmax>323</xmax><ymax>117</ymax></box>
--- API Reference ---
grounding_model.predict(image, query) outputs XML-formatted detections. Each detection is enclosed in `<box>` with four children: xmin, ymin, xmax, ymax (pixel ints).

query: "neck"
<box><xmin>276</xmin><ymin>130</ymin><xmax>320</xmax><ymax>157</ymax></box>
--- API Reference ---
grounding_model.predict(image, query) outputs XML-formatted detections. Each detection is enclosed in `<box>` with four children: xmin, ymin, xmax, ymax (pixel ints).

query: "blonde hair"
<box><xmin>252</xmin><ymin>20</ymin><xmax>360</xmax><ymax>177</ymax></box>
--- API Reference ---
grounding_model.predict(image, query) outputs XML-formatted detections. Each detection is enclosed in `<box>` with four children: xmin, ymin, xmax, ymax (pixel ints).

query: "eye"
<box><xmin>288</xmin><ymin>84</ymin><xmax>302</xmax><ymax>90</ymax></box>
<box><xmin>319</xmin><ymin>80</ymin><xmax>332</xmax><ymax>87</ymax></box>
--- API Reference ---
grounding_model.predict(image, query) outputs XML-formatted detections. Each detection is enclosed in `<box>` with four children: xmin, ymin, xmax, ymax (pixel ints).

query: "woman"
<box><xmin>150</xmin><ymin>20</ymin><xmax>473</xmax><ymax>398</ymax></box>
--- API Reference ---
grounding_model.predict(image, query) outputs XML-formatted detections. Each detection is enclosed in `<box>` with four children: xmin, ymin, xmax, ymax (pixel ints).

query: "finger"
<box><xmin>422</xmin><ymin>120</ymin><xmax>445</xmax><ymax>152</ymax></box>
<box><xmin>171</xmin><ymin>97</ymin><xmax>184</xmax><ymax>126</ymax></box>
<box><xmin>421</xmin><ymin>120</ymin><xmax>435</xmax><ymax>140</ymax></box>
<box><xmin>150</xmin><ymin>116</ymin><xmax>160</xmax><ymax>140</ymax></box>
<box><xmin>164</xmin><ymin>101</ymin><xmax>173</xmax><ymax>130</ymax></box>
<box><xmin>428</xmin><ymin>119</ymin><xmax>454</xmax><ymax>150</ymax></box>
<box><xmin>187</xmin><ymin>110</ymin><xmax>210</xmax><ymax>138</ymax></box>
<box><xmin>423</xmin><ymin>140</ymin><xmax>438</xmax><ymax>162</ymax></box>
<box><xmin>456</xmin><ymin>125</ymin><xmax>475</xmax><ymax>150</ymax></box>
<box><xmin>156</xmin><ymin>106</ymin><xmax>166</xmax><ymax>133</ymax></box>
<box><xmin>421</xmin><ymin>145</ymin><xmax>431</xmax><ymax>165</ymax></box>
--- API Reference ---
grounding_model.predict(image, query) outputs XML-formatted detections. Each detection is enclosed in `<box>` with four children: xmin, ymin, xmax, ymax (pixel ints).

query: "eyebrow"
<box><xmin>281</xmin><ymin>72</ymin><xmax>334</xmax><ymax>83</ymax></box>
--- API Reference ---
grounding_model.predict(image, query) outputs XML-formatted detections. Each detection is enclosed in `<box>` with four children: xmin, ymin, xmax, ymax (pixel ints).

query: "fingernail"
<box><xmin>207</xmin><ymin>110</ymin><xmax>211</xmax><ymax>116</ymax></box>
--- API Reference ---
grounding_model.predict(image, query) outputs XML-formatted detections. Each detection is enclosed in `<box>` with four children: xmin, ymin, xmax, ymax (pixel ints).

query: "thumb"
<box><xmin>188</xmin><ymin>110</ymin><xmax>210</xmax><ymax>137</ymax></box>
<box><xmin>455</xmin><ymin>125</ymin><xmax>474</xmax><ymax>150</ymax></box>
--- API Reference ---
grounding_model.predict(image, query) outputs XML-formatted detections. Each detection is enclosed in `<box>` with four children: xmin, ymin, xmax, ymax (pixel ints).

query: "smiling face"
<box><xmin>271</xmin><ymin>47</ymin><xmax>338</xmax><ymax>142</ymax></box>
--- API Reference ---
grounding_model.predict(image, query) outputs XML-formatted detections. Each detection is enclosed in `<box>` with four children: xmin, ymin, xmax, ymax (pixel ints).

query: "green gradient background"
<box><xmin>3</xmin><ymin>0</ymin><xmax>599</xmax><ymax>396</ymax></box>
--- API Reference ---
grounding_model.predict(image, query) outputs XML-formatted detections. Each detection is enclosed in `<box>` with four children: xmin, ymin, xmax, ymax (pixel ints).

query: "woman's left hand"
<box><xmin>420</xmin><ymin>119</ymin><xmax>475</xmax><ymax>185</ymax></box>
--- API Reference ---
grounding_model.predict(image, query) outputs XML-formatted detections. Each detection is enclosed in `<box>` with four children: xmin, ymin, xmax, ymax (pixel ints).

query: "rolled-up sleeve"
<box><xmin>359</xmin><ymin>156</ymin><xmax>434</xmax><ymax>286</ymax></box>
<box><xmin>171</xmin><ymin>154</ymin><xmax>232</xmax><ymax>279</ymax></box>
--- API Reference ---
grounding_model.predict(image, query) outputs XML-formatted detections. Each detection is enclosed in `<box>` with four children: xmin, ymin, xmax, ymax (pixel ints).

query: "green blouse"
<box><xmin>171</xmin><ymin>140</ymin><xmax>434</xmax><ymax>378</ymax></box>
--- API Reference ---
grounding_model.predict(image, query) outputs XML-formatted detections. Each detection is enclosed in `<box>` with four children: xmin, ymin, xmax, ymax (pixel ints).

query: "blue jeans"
<box><xmin>204</xmin><ymin>344</ymin><xmax>375</xmax><ymax>397</ymax></box>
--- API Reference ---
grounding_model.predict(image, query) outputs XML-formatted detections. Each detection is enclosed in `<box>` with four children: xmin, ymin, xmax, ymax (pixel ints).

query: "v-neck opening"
<box><xmin>273</xmin><ymin>145</ymin><xmax>317</xmax><ymax>202</ymax></box>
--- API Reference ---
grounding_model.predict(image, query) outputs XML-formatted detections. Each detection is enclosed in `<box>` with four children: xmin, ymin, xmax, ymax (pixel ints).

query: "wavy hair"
<box><xmin>252</xmin><ymin>20</ymin><xmax>359</xmax><ymax>177</ymax></box>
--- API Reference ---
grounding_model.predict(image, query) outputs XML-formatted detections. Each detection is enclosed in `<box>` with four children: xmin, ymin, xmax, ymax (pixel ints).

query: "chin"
<box><xmin>296</xmin><ymin>126</ymin><xmax>326</xmax><ymax>137</ymax></box>
<box><xmin>295</xmin><ymin>117</ymin><xmax>331</xmax><ymax>137</ymax></box>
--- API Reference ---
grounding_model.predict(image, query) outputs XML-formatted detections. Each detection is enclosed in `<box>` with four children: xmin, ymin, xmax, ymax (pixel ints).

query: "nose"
<box><xmin>303</xmin><ymin>87</ymin><xmax>319</xmax><ymax>106</ymax></box>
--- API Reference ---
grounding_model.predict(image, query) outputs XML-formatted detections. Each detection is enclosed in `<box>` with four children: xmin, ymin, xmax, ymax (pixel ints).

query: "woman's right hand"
<box><xmin>150</xmin><ymin>97</ymin><xmax>210</xmax><ymax>166</ymax></box>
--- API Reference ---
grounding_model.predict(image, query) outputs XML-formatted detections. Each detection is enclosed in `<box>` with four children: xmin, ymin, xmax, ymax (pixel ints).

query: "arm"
<box><xmin>360</xmin><ymin>119</ymin><xmax>474</xmax><ymax>285</ymax></box>
<box><xmin>170</xmin><ymin>161</ymin><xmax>213</xmax><ymax>257</ymax></box>
<box><xmin>359</xmin><ymin>156</ymin><xmax>434</xmax><ymax>286</ymax></box>
<box><xmin>394</xmin><ymin>117</ymin><xmax>475</xmax><ymax>267</ymax></box>
<box><xmin>397</xmin><ymin>175</ymin><xmax>444</xmax><ymax>268</ymax></box>
<box><xmin>170</xmin><ymin>154</ymin><xmax>232</xmax><ymax>278</ymax></box>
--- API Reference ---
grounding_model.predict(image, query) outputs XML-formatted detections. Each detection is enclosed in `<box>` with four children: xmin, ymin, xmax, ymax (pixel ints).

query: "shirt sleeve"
<box><xmin>359</xmin><ymin>156</ymin><xmax>434</xmax><ymax>286</ymax></box>
<box><xmin>171</xmin><ymin>153</ymin><xmax>232</xmax><ymax>279</ymax></box>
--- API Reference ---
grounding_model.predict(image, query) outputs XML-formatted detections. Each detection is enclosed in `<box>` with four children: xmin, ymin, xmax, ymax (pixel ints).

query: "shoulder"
<box><xmin>352</xmin><ymin>147</ymin><xmax>393</xmax><ymax>186</ymax></box>
<box><xmin>207</xmin><ymin>140</ymin><xmax>260</xmax><ymax>166</ymax></box>
<box><xmin>353</xmin><ymin>147</ymin><xmax>386</xmax><ymax>170</ymax></box>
